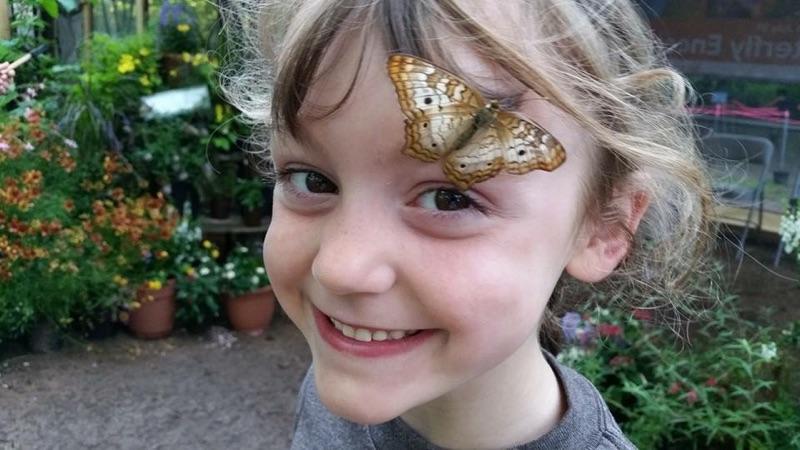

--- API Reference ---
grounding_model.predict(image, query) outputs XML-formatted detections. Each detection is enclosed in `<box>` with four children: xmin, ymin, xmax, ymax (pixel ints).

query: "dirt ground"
<box><xmin>0</xmin><ymin>313</ymin><xmax>311</xmax><ymax>449</ymax></box>
<box><xmin>0</xmin><ymin>236</ymin><xmax>797</xmax><ymax>450</ymax></box>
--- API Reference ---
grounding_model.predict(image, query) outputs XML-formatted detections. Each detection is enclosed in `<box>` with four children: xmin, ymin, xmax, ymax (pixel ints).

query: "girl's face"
<box><xmin>264</xmin><ymin>35</ymin><xmax>596</xmax><ymax>424</ymax></box>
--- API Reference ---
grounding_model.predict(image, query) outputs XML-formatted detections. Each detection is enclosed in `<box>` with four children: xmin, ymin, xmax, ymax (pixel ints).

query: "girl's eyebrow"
<box><xmin>275</xmin><ymin>127</ymin><xmax>325</xmax><ymax>157</ymax></box>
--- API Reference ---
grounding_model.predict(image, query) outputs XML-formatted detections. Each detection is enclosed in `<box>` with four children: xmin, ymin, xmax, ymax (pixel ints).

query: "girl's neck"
<box><xmin>400</xmin><ymin>337</ymin><xmax>566</xmax><ymax>449</ymax></box>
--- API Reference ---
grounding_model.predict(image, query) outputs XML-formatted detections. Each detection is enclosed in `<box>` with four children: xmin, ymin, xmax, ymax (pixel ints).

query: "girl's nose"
<box><xmin>311</xmin><ymin>207</ymin><xmax>397</xmax><ymax>296</ymax></box>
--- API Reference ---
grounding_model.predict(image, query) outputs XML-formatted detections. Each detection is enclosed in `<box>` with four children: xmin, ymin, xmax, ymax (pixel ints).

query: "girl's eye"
<box><xmin>418</xmin><ymin>188</ymin><xmax>478</xmax><ymax>212</ymax></box>
<box><xmin>284</xmin><ymin>170</ymin><xmax>338</xmax><ymax>194</ymax></box>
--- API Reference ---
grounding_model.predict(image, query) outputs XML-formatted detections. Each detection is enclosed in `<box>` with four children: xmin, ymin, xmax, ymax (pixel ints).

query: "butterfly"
<box><xmin>387</xmin><ymin>54</ymin><xmax>567</xmax><ymax>190</ymax></box>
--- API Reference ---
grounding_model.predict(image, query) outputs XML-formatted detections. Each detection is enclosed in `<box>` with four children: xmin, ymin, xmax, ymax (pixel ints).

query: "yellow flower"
<box><xmin>184</xmin><ymin>266</ymin><xmax>196</xmax><ymax>277</ymax></box>
<box><xmin>202</xmin><ymin>240</ymin><xmax>212</xmax><ymax>249</ymax></box>
<box><xmin>181</xmin><ymin>52</ymin><xmax>191</xmax><ymax>63</ymax></box>
<box><xmin>177</xmin><ymin>23</ymin><xmax>191</xmax><ymax>33</ymax></box>
<box><xmin>168</xmin><ymin>69</ymin><xmax>178</xmax><ymax>78</ymax></box>
<box><xmin>157</xmin><ymin>250</ymin><xmax>169</xmax><ymax>259</ymax></box>
<box><xmin>190</xmin><ymin>53</ymin><xmax>207</xmax><ymax>67</ymax></box>
<box><xmin>211</xmin><ymin>249</ymin><xmax>220</xmax><ymax>259</ymax></box>
<box><xmin>139</xmin><ymin>47</ymin><xmax>150</xmax><ymax>56</ymax></box>
<box><xmin>117</xmin><ymin>54</ymin><xmax>136</xmax><ymax>74</ymax></box>
<box><xmin>139</xmin><ymin>75</ymin><xmax>150</xmax><ymax>87</ymax></box>
<box><xmin>147</xmin><ymin>280</ymin><xmax>162</xmax><ymax>290</ymax></box>
<box><xmin>130</xmin><ymin>301</ymin><xmax>141</xmax><ymax>310</ymax></box>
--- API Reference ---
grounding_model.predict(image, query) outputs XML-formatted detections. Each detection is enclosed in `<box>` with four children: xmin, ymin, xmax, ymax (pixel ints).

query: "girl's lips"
<box><xmin>312</xmin><ymin>306</ymin><xmax>436</xmax><ymax>358</ymax></box>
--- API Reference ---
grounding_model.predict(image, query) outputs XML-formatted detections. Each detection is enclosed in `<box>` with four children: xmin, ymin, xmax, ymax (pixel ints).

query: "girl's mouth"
<box><xmin>312</xmin><ymin>306</ymin><xmax>435</xmax><ymax>358</ymax></box>
<box><xmin>328</xmin><ymin>315</ymin><xmax>420</xmax><ymax>342</ymax></box>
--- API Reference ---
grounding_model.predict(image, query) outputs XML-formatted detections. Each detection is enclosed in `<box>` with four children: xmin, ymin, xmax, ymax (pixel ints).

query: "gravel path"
<box><xmin>0</xmin><ymin>314</ymin><xmax>311</xmax><ymax>450</ymax></box>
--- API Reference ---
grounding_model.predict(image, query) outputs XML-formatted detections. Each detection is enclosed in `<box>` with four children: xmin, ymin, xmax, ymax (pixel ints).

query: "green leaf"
<box><xmin>38</xmin><ymin>0</ymin><xmax>59</xmax><ymax>18</ymax></box>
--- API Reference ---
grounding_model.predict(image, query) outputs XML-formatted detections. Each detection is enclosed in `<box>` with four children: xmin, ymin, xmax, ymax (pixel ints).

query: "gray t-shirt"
<box><xmin>290</xmin><ymin>352</ymin><xmax>636</xmax><ymax>449</ymax></box>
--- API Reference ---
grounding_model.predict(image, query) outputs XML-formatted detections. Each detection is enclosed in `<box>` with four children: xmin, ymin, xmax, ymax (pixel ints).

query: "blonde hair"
<box><xmin>221</xmin><ymin>0</ymin><xmax>716</xmax><ymax>339</ymax></box>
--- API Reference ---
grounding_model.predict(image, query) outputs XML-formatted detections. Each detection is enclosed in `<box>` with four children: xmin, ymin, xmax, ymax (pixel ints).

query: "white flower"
<box><xmin>143</xmin><ymin>152</ymin><xmax>153</xmax><ymax>162</ymax></box>
<box><xmin>224</xmin><ymin>271</ymin><xmax>235</xmax><ymax>280</ymax></box>
<box><xmin>255</xmin><ymin>267</ymin><xmax>265</xmax><ymax>274</ymax></box>
<box><xmin>758</xmin><ymin>342</ymin><xmax>778</xmax><ymax>362</ymax></box>
<box><xmin>224</xmin><ymin>263</ymin><xmax>234</xmax><ymax>271</ymax></box>
<box><xmin>250</xmin><ymin>275</ymin><xmax>259</xmax><ymax>286</ymax></box>
<box><xmin>63</xmin><ymin>138</ymin><xmax>78</xmax><ymax>149</ymax></box>
<box><xmin>199</xmin><ymin>266</ymin><xmax>210</xmax><ymax>276</ymax></box>
<box><xmin>779</xmin><ymin>206</ymin><xmax>800</xmax><ymax>258</ymax></box>
<box><xmin>23</xmin><ymin>142</ymin><xmax>34</xmax><ymax>152</ymax></box>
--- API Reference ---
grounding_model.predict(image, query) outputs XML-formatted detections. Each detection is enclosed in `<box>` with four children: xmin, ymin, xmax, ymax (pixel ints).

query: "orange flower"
<box><xmin>111</xmin><ymin>188</ymin><xmax>125</xmax><ymax>202</ymax></box>
<box><xmin>21</xmin><ymin>170</ymin><xmax>43</xmax><ymax>187</ymax></box>
<box><xmin>92</xmin><ymin>200</ymin><xmax>107</xmax><ymax>218</ymax></box>
<box><xmin>58</xmin><ymin>153</ymin><xmax>76</xmax><ymax>172</ymax></box>
<box><xmin>63</xmin><ymin>199</ymin><xmax>75</xmax><ymax>212</ymax></box>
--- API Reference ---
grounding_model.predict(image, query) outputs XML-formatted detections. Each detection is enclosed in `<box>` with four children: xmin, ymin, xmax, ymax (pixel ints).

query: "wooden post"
<box><xmin>82</xmin><ymin>0</ymin><xmax>92</xmax><ymax>42</ymax></box>
<box><xmin>135</xmin><ymin>0</ymin><xmax>145</xmax><ymax>34</ymax></box>
<box><xmin>0</xmin><ymin>0</ymin><xmax>11</xmax><ymax>40</ymax></box>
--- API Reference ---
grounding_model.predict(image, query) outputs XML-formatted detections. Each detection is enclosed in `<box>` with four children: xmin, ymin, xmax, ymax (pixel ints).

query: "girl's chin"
<box><xmin>315</xmin><ymin>377</ymin><xmax>411</xmax><ymax>425</ymax></box>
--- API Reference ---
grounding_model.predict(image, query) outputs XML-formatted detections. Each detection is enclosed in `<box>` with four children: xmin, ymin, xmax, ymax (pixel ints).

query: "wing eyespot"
<box><xmin>424</xmin><ymin>97</ymin><xmax>433</xmax><ymax>105</ymax></box>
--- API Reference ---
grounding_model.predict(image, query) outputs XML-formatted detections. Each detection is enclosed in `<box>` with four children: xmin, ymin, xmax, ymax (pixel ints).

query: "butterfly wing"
<box><xmin>387</xmin><ymin>55</ymin><xmax>485</xmax><ymax>162</ymax></box>
<box><xmin>495</xmin><ymin>112</ymin><xmax>566</xmax><ymax>174</ymax></box>
<box><xmin>443</xmin><ymin>127</ymin><xmax>506</xmax><ymax>190</ymax></box>
<box><xmin>444</xmin><ymin>112</ymin><xmax>567</xmax><ymax>189</ymax></box>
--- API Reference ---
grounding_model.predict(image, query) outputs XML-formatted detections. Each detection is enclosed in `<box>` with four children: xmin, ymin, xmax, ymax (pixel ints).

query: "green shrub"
<box><xmin>559</xmin><ymin>295</ymin><xmax>800</xmax><ymax>449</ymax></box>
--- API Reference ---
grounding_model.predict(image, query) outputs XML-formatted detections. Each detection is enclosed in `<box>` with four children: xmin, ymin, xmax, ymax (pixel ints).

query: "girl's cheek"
<box><xmin>263</xmin><ymin>212</ymin><xmax>312</xmax><ymax>319</ymax></box>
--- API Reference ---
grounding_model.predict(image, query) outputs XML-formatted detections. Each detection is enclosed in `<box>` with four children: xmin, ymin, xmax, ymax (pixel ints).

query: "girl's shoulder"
<box><xmin>538</xmin><ymin>351</ymin><xmax>637</xmax><ymax>450</ymax></box>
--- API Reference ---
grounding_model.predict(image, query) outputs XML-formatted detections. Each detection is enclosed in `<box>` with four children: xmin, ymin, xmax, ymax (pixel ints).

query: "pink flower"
<box><xmin>667</xmin><ymin>382</ymin><xmax>682</xmax><ymax>395</ymax></box>
<box><xmin>632</xmin><ymin>308</ymin><xmax>653</xmax><ymax>321</ymax></box>
<box><xmin>705</xmin><ymin>377</ymin><xmax>718</xmax><ymax>387</ymax></box>
<box><xmin>597</xmin><ymin>323</ymin><xmax>622</xmax><ymax>337</ymax></box>
<box><xmin>686</xmin><ymin>389</ymin><xmax>698</xmax><ymax>405</ymax></box>
<box><xmin>0</xmin><ymin>139</ymin><xmax>8</xmax><ymax>152</ymax></box>
<box><xmin>23</xmin><ymin>107</ymin><xmax>41</xmax><ymax>124</ymax></box>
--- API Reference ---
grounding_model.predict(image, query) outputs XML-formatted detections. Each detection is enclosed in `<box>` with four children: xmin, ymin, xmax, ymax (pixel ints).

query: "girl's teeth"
<box><xmin>389</xmin><ymin>330</ymin><xmax>406</xmax><ymax>340</ymax></box>
<box><xmin>372</xmin><ymin>330</ymin><xmax>388</xmax><ymax>341</ymax></box>
<box><xmin>329</xmin><ymin>317</ymin><xmax>416</xmax><ymax>341</ymax></box>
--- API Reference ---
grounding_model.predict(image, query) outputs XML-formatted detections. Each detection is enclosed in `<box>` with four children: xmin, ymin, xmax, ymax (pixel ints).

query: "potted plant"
<box><xmin>172</xmin><ymin>219</ymin><xmax>224</xmax><ymax>331</ymax></box>
<box><xmin>127</xmin><ymin>272</ymin><xmax>177</xmax><ymax>339</ymax></box>
<box><xmin>234</xmin><ymin>177</ymin><xmax>267</xmax><ymax>226</ymax></box>
<box><xmin>220</xmin><ymin>244</ymin><xmax>275</xmax><ymax>336</ymax></box>
<box><xmin>115</xmin><ymin>194</ymin><xmax>181</xmax><ymax>339</ymax></box>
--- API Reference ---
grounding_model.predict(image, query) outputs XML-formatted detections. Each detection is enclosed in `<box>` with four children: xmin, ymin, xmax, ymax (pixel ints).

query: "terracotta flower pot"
<box><xmin>128</xmin><ymin>279</ymin><xmax>177</xmax><ymax>339</ymax></box>
<box><xmin>225</xmin><ymin>286</ymin><xmax>276</xmax><ymax>336</ymax></box>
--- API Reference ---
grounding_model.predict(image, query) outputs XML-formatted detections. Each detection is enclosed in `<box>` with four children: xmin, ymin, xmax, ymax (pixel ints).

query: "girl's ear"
<box><xmin>566</xmin><ymin>185</ymin><xmax>650</xmax><ymax>283</ymax></box>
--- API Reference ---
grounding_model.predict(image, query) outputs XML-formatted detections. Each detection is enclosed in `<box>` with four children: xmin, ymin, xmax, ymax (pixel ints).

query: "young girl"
<box><xmin>223</xmin><ymin>0</ymin><xmax>713</xmax><ymax>448</ymax></box>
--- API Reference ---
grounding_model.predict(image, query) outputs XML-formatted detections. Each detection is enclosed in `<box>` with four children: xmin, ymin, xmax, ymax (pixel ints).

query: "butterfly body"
<box><xmin>387</xmin><ymin>54</ymin><xmax>566</xmax><ymax>190</ymax></box>
<box><xmin>454</xmin><ymin>102</ymin><xmax>499</xmax><ymax>149</ymax></box>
